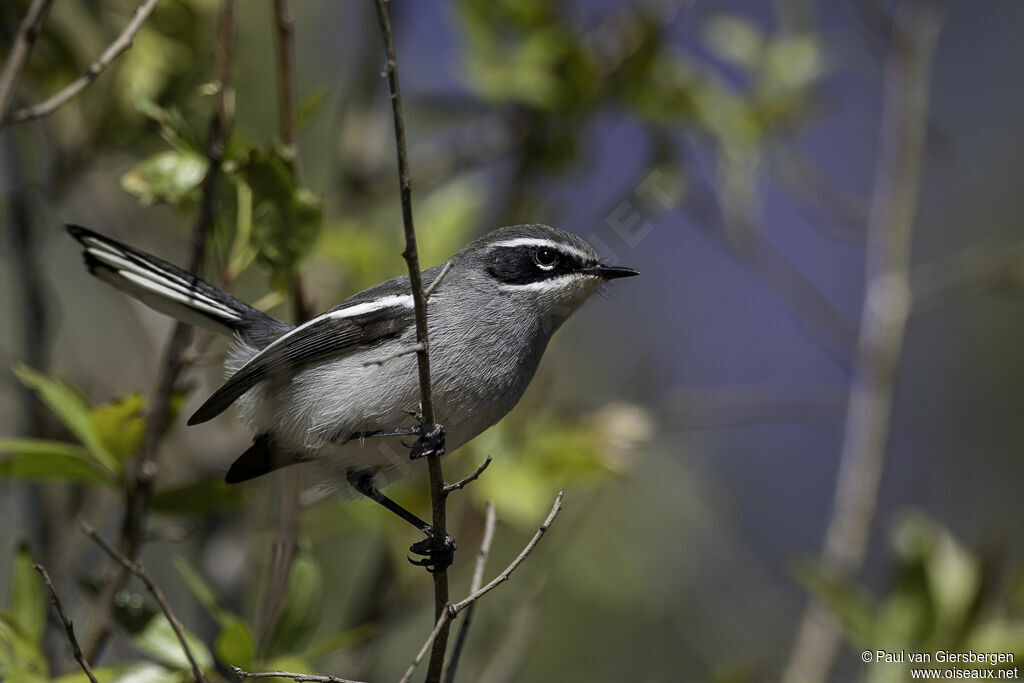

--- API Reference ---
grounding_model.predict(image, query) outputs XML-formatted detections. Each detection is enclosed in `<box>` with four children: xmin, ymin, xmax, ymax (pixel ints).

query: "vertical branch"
<box><xmin>81</xmin><ymin>0</ymin><xmax>237</xmax><ymax>661</ymax></box>
<box><xmin>371</xmin><ymin>2</ymin><xmax>452</xmax><ymax>681</ymax></box>
<box><xmin>258</xmin><ymin>0</ymin><xmax>307</xmax><ymax>654</ymax></box>
<box><xmin>0</xmin><ymin>0</ymin><xmax>55</xmax><ymax>122</ymax></box>
<box><xmin>443</xmin><ymin>502</ymin><xmax>497</xmax><ymax>683</ymax></box>
<box><xmin>272</xmin><ymin>0</ymin><xmax>296</xmax><ymax>157</ymax></box>
<box><xmin>781</xmin><ymin>3</ymin><xmax>943</xmax><ymax>682</ymax></box>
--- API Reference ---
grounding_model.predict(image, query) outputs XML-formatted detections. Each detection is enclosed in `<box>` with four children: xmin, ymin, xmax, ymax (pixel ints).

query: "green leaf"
<box><xmin>12</xmin><ymin>366</ymin><xmax>118</xmax><ymax>472</ymax></box>
<box><xmin>235</xmin><ymin>147</ymin><xmax>323</xmax><ymax>285</ymax></box>
<box><xmin>171</xmin><ymin>556</ymin><xmax>230</xmax><ymax>627</ymax></box>
<box><xmin>296</xmin><ymin>87</ymin><xmax>326</xmax><ymax>129</ymax></box>
<box><xmin>54</xmin><ymin>661</ymin><xmax>179</xmax><ymax>683</ymax></box>
<box><xmin>132</xmin><ymin>615</ymin><xmax>213</xmax><ymax>672</ymax></box>
<box><xmin>151</xmin><ymin>479</ymin><xmax>247</xmax><ymax>516</ymax></box>
<box><xmin>7</xmin><ymin>543</ymin><xmax>46</xmax><ymax>648</ymax></box>
<box><xmin>121</xmin><ymin>150</ymin><xmax>207</xmax><ymax>206</ymax></box>
<box><xmin>267</xmin><ymin>548</ymin><xmax>323</xmax><ymax>656</ymax></box>
<box><xmin>90</xmin><ymin>394</ymin><xmax>146</xmax><ymax>464</ymax></box>
<box><xmin>0</xmin><ymin>440</ymin><xmax>117</xmax><ymax>487</ymax></box>
<box><xmin>215</xmin><ymin>618</ymin><xmax>255</xmax><ymax>670</ymax></box>
<box><xmin>0</xmin><ymin>612</ymin><xmax>47</xmax><ymax>681</ymax></box>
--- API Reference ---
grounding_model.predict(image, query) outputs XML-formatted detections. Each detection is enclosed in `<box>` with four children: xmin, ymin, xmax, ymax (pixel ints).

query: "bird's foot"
<box><xmin>408</xmin><ymin>423</ymin><xmax>445</xmax><ymax>460</ymax></box>
<box><xmin>408</xmin><ymin>532</ymin><xmax>456</xmax><ymax>573</ymax></box>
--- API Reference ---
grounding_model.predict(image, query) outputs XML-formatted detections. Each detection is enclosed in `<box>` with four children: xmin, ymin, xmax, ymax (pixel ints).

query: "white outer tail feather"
<box><xmin>78</xmin><ymin>232</ymin><xmax>242</xmax><ymax>335</ymax></box>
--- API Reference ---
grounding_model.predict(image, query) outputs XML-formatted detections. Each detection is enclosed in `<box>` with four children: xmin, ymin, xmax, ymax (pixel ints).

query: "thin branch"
<box><xmin>231</xmin><ymin>667</ymin><xmax>366</xmax><ymax>683</ymax></box>
<box><xmin>0</xmin><ymin>0</ymin><xmax>55</xmax><ymax>123</ymax></box>
<box><xmin>81</xmin><ymin>0</ymin><xmax>235</xmax><ymax>660</ymax></box>
<box><xmin>443</xmin><ymin>456</ymin><xmax>493</xmax><ymax>495</ymax></box>
<box><xmin>32</xmin><ymin>564</ymin><xmax>98</xmax><ymax>683</ymax></box>
<box><xmin>443</xmin><ymin>502</ymin><xmax>497</xmax><ymax>683</ymax></box>
<box><xmin>261</xmin><ymin>0</ymin><xmax>307</xmax><ymax>656</ymax></box>
<box><xmin>397</xmin><ymin>608</ymin><xmax>454</xmax><ymax>683</ymax></box>
<box><xmin>362</xmin><ymin>262</ymin><xmax>453</xmax><ymax>366</ymax></box>
<box><xmin>450</xmin><ymin>490</ymin><xmax>563</xmax><ymax>614</ymax></box>
<box><xmin>6</xmin><ymin>0</ymin><xmax>161</xmax><ymax>127</ymax></box>
<box><xmin>372</xmin><ymin>2</ymin><xmax>452</xmax><ymax>681</ymax></box>
<box><xmin>402</xmin><ymin>491</ymin><xmax>564</xmax><ymax>683</ymax></box>
<box><xmin>80</xmin><ymin>521</ymin><xmax>209</xmax><ymax>683</ymax></box>
<box><xmin>272</xmin><ymin>0</ymin><xmax>297</xmax><ymax>154</ymax></box>
<box><xmin>424</xmin><ymin>260</ymin><xmax>453</xmax><ymax>297</ymax></box>
<box><xmin>782</xmin><ymin>4</ymin><xmax>944</xmax><ymax>682</ymax></box>
<box><xmin>682</xmin><ymin>185</ymin><xmax>858</xmax><ymax>370</ymax></box>
<box><xmin>910</xmin><ymin>240</ymin><xmax>1024</xmax><ymax>315</ymax></box>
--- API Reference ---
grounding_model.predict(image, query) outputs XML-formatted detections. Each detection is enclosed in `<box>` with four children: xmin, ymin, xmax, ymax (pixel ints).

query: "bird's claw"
<box><xmin>409</xmin><ymin>423</ymin><xmax>446</xmax><ymax>460</ymax></box>
<box><xmin>408</xmin><ymin>533</ymin><xmax>456</xmax><ymax>573</ymax></box>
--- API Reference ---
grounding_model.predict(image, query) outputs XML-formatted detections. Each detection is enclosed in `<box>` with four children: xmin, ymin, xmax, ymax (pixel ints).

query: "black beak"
<box><xmin>582</xmin><ymin>265</ymin><xmax>641</xmax><ymax>280</ymax></box>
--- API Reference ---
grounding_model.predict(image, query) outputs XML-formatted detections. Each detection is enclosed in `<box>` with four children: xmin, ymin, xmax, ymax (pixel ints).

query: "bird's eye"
<box><xmin>533</xmin><ymin>248</ymin><xmax>558</xmax><ymax>270</ymax></box>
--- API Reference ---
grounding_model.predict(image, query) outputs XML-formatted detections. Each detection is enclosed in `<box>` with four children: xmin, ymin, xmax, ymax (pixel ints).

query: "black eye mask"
<box><xmin>486</xmin><ymin>246</ymin><xmax>586</xmax><ymax>285</ymax></box>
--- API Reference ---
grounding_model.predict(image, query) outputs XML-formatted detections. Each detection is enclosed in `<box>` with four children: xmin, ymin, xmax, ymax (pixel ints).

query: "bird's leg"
<box><xmin>409</xmin><ymin>422</ymin><xmax>445</xmax><ymax>460</ymax></box>
<box><xmin>343</xmin><ymin>423</ymin><xmax>446</xmax><ymax>461</ymax></box>
<box><xmin>343</xmin><ymin>426</ymin><xmax>421</xmax><ymax>443</ymax></box>
<box><xmin>346</xmin><ymin>469</ymin><xmax>455</xmax><ymax>573</ymax></box>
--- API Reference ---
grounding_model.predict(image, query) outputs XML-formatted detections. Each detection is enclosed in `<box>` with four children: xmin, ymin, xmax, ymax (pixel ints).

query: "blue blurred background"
<box><xmin>2</xmin><ymin>1</ymin><xmax>1024</xmax><ymax>681</ymax></box>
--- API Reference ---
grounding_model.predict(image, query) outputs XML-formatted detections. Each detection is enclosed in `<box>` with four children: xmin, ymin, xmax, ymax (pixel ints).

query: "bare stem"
<box><xmin>5</xmin><ymin>0</ymin><xmax>161</xmax><ymax>126</ymax></box>
<box><xmin>371</xmin><ymin>2</ymin><xmax>451</xmax><ymax>680</ymax></box>
<box><xmin>443</xmin><ymin>456</ymin><xmax>493</xmax><ymax>495</ymax></box>
<box><xmin>443</xmin><ymin>502</ymin><xmax>497</xmax><ymax>683</ymax></box>
<box><xmin>260</xmin><ymin>0</ymin><xmax>308</xmax><ymax>655</ymax></box>
<box><xmin>80</xmin><ymin>0</ymin><xmax>235</xmax><ymax>660</ymax></box>
<box><xmin>403</xmin><ymin>491</ymin><xmax>564</xmax><ymax>683</ymax></box>
<box><xmin>781</xmin><ymin>4</ymin><xmax>944</xmax><ymax>682</ymax></box>
<box><xmin>450</xmin><ymin>490</ymin><xmax>563</xmax><ymax>614</ymax></box>
<box><xmin>33</xmin><ymin>564</ymin><xmax>98</xmax><ymax>683</ymax></box>
<box><xmin>398</xmin><ymin>608</ymin><xmax>454</xmax><ymax>683</ymax></box>
<box><xmin>81</xmin><ymin>521</ymin><xmax>209</xmax><ymax>683</ymax></box>
<box><xmin>0</xmin><ymin>0</ymin><xmax>55</xmax><ymax>123</ymax></box>
<box><xmin>231</xmin><ymin>667</ymin><xmax>366</xmax><ymax>683</ymax></box>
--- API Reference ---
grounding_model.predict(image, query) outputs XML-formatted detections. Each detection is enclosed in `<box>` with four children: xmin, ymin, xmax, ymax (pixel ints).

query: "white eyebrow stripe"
<box><xmin>489</xmin><ymin>238</ymin><xmax>590</xmax><ymax>262</ymax></box>
<box><xmin>497</xmin><ymin>273</ymin><xmax>588</xmax><ymax>292</ymax></box>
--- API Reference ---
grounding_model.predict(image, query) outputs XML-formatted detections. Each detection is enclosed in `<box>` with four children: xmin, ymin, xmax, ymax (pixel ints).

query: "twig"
<box><xmin>80</xmin><ymin>0</ymin><xmax>236</xmax><ymax>661</ymax></box>
<box><xmin>80</xmin><ymin>521</ymin><xmax>209</xmax><ymax>683</ymax></box>
<box><xmin>397</xmin><ymin>608</ymin><xmax>454</xmax><ymax>683</ymax></box>
<box><xmin>0</xmin><ymin>0</ymin><xmax>55</xmax><ymax>123</ymax></box>
<box><xmin>450</xmin><ymin>490</ymin><xmax>563</xmax><ymax>614</ymax></box>
<box><xmin>32</xmin><ymin>564</ymin><xmax>98</xmax><ymax>683</ymax></box>
<box><xmin>682</xmin><ymin>184</ymin><xmax>858</xmax><ymax>370</ymax></box>
<box><xmin>910</xmin><ymin>240</ymin><xmax>1024</xmax><ymax>315</ymax></box>
<box><xmin>272</xmin><ymin>0</ymin><xmax>297</xmax><ymax>155</ymax></box>
<box><xmin>443</xmin><ymin>502</ymin><xmax>497</xmax><ymax>683</ymax></box>
<box><xmin>443</xmin><ymin>456</ymin><xmax>493</xmax><ymax>495</ymax></box>
<box><xmin>781</xmin><ymin>4</ymin><xmax>943</xmax><ymax>683</ymax></box>
<box><xmin>260</xmin><ymin>0</ymin><xmax>307</xmax><ymax>655</ymax></box>
<box><xmin>231</xmin><ymin>666</ymin><xmax>366</xmax><ymax>683</ymax></box>
<box><xmin>362</xmin><ymin>262</ymin><xmax>453</xmax><ymax>366</ymax></box>
<box><xmin>402</xmin><ymin>491</ymin><xmax>563</xmax><ymax>683</ymax></box>
<box><xmin>6</xmin><ymin>0</ymin><xmax>161</xmax><ymax>126</ymax></box>
<box><xmin>372</xmin><ymin>2</ymin><xmax>452</xmax><ymax>681</ymax></box>
<box><xmin>424</xmin><ymin>260</ymin><xmax>453</xmax><ymax>297</ymax></box>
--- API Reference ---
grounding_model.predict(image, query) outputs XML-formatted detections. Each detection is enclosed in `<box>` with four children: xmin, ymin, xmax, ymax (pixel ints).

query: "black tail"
<box><xmin>67</xmin><ymin>225</ymin><xmax>283</xmax><ymax>337</ymax></box>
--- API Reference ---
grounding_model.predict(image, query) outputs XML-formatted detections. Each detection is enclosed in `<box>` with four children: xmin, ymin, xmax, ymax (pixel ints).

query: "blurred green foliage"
<box><xmin>801</xmin><ymin>513</ymin><xmax>1024</xmax><ymax>681</ymax></box>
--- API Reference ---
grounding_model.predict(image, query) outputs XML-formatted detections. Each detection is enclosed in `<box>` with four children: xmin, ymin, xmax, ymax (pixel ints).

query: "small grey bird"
<box><xmin>68</xmin><ymin>223</ymin><xmax>639</xmax><ymax>569</ymax></box>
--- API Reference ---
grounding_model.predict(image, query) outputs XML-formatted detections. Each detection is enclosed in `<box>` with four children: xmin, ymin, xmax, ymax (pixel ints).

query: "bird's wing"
<box><xmin>188</xmin><ymin>295</ymin><xmax>416</xmax><ymax>425</ymax></box>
